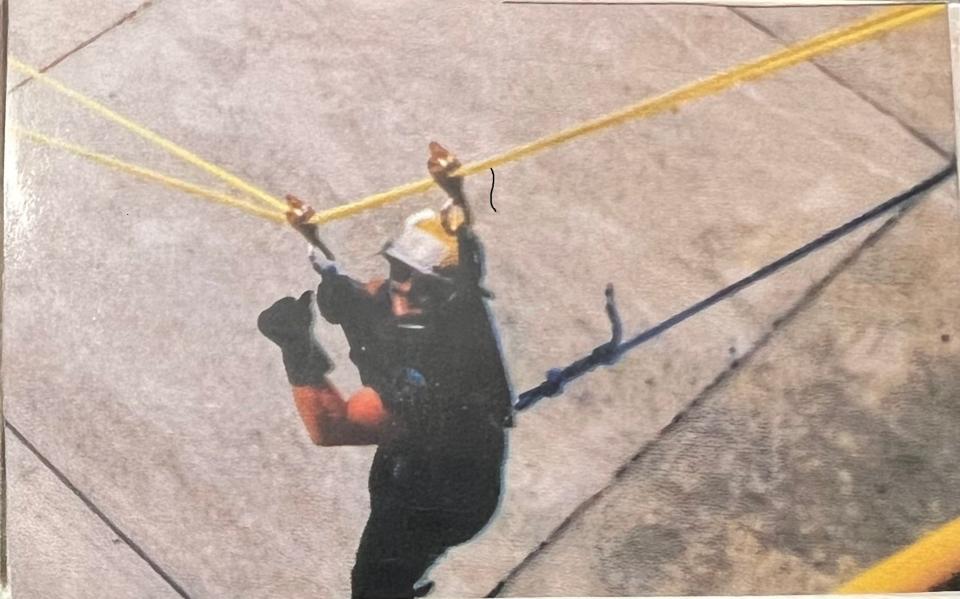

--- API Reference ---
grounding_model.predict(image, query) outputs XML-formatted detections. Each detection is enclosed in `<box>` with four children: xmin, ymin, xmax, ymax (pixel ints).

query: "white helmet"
<box><xmin>382</xmin><ymin>209</ymin><xmax>460</xmax><ymax>276</ymax></box>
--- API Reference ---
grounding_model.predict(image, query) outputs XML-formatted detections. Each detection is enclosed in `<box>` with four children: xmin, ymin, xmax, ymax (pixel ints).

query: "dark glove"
<box><xmin>258</xmin><ymin>291</ymin><xmax>333</xmax><ymax>386</ymax></box>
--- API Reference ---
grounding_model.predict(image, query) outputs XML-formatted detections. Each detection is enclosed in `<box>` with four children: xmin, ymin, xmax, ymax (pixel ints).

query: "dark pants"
<box><xmin>351</xmin><ymin>434</ymin><xmax>506</xmax><ymax>599</ymax></box>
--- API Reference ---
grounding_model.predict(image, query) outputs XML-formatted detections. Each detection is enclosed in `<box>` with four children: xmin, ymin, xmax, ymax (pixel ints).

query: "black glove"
<box><xmin>258</xmin><ymin>291</ymin><xmax>333</xmax><ymax>386</ymax></box>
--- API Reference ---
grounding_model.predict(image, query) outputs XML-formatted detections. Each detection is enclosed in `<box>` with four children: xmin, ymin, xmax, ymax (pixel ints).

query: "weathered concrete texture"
<box><xmin>500</xmin><ymin>182</ymin><xmax>960</xmax><ymax>596</ymax></box>
<box><xmin>6</xmin><ymin>436</ymin><xmax>180</xmax><ymax>599</ymax></box>
<box><xmin>3</xmin><ymin>2</ymin><xmax>956</xmax><ymax>598</ymax></box>
<box><xmin>737</xmin><ymin>5</ymin><xmax>956</xmax><ymax>154</ymax></box>
<box><xmin>7</xmin><ymin>0</ymin><xmax>150</xmax><ymax>87</ymax></box>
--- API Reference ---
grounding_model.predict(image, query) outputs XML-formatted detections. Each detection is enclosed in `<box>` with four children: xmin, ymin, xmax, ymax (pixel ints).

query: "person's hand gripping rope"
<box><xmin>428</xmin><ymin>141</ymin><xmax>472</xmax><ymax>232</ymax></box>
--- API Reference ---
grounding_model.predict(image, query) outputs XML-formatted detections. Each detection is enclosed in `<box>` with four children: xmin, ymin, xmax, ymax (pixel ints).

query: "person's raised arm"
<box><xmin>258</xmin><ymin>291</ymin><xmax>389</xmax><ymax>446</ymax></box>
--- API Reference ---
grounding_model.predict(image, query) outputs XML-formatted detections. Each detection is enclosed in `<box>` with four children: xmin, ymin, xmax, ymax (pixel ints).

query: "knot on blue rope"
<box><xmin>542</xmin><ymin>368</ymin><xmax>566</xmax><ymax>397</ymax></box>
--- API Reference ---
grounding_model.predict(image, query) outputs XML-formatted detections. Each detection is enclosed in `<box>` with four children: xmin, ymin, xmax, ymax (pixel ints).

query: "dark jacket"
<box><xmin>316</xmin><ymin>228</ymin><xmax>512</xmax><ymax>508</ymax></box>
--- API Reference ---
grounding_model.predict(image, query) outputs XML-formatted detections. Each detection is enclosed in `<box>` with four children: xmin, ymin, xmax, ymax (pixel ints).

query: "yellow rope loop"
<box><xmin>12</xmin><ymin>5</ymin><xmax>943</xmax><ymax>228</ymax></box>
<box><xmin>309</xmin><ymin>4</ymin><xmax>943</xmax><ymax>224</ymax></box>
<box><xmin>10</xmin><ymin>59</ymin><xmax>288</xmax><ymax>213</ymax></box>
<box><xmin>15</xmin><ymin>127</ymin><xmax>287</xmax><ymax>224</ymax></box>
<box><xmin>310</xmin><ymin>178</ymin><xmax>437</xmax><ymax>224</ymax></box>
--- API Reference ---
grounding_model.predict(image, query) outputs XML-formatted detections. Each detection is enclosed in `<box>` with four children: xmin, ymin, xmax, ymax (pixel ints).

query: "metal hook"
<box><xmin>591</xmin><ymin>283</ymin><xmax>623</xmax><ymax>365</ymax></box>
<box><xmin>605</xmin><ymin>284</ymin><xmax>623</xmax><ymax>347</ymax></box>
<box><xmin>515</xmin><ymin>283</ymin><xmax>626</xmax><ymax>411</ymax></box>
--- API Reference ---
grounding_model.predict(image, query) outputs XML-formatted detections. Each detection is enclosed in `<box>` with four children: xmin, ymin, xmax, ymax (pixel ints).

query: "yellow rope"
<box><xmin>9</xmin><ymin>59</ymin><xmax>288</xmax><ymax>213</ymax></box>
<box><xmin>309</xmin><ymin>4</ymin><xmax>943</xmax><ymax>224</ymax></box>
<box><xmin>12</xmin><ymin>5</ymin><xmax>943</xmax><ymax>227</ymax></box>
<box><xmin>836</xmin><ymin>515</ymin><xmax>960</xmax><ymax>593</ymax></box>
<box><xmin>15</xmin><ymin>128</ymin><xmax>286</xmax><ymax>223</ymax></box>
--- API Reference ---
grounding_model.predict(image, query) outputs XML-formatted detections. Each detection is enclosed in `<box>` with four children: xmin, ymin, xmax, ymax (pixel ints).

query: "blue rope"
<box><xmin>515</xmin><ymin>159</ymin><xmax>956</xmax><ymax>411</ymax></box>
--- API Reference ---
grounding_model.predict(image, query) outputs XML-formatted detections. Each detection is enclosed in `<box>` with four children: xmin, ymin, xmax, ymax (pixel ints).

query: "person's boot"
<box><xmin>413</xmin><ymin>581</ymin><xmax>434</xmax><ymax>597</ymax></box>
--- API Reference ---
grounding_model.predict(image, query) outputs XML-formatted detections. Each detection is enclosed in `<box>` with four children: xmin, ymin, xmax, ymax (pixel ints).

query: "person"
<box><xmin>258</xmin><ymin>143</ymin><xmax>513</xmax><ymax>598</ymax></box>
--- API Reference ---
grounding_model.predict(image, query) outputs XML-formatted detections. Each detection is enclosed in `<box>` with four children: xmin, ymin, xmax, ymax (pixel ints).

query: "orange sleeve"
<box><xmin>291</xmin><ymin>381</ymin><xmax>388</xmax><ymax>446</ymax></box>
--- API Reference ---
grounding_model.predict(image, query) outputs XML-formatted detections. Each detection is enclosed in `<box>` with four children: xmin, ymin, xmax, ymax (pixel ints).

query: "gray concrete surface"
<box><xmin>6</xmin><ymin>436</ymin><xmax>181</xmax><ymax>599</ymax></box>
<box><xmin>4</xmin><ymin>2</ymin><xmax>957</xmax><ymax>598</ymax></box>
<box><xmin>500</xmin><ymin>180</ymin><xmax>960</xmax><ymax>596</ymax></box>
<box><xmin>7</xmin><ymin>0</ymin><xmax>147</xmax><ymax>87</ymax></box>
<box><xmin>737</xmin><ymin>5</ymin><xmax>955</xmax><ymax>155</ymax></box>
